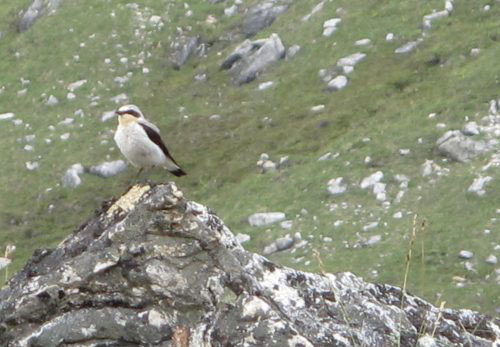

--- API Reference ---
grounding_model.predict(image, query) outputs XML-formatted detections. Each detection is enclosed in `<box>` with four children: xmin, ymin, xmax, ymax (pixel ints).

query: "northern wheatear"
<box><xmin>114</xmin><ymin>104</ymin><xmax>186</xmax><ymax>177</ymax></box>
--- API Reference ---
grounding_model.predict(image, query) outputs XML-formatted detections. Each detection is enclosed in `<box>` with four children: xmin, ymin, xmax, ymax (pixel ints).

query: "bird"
<box><xmin>113</xmin><ymin>104</ymin><xmax>186</xmax><ymax>178</ymax></box>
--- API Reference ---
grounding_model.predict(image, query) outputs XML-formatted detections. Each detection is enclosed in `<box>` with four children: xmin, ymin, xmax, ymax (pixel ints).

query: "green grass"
<box><xmin>0</xmin><ymin>0</ymin><xmax>498</xmax><ymax>315</ymax></box>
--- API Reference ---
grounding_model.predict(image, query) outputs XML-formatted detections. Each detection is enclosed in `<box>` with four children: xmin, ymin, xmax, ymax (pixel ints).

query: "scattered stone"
<box><xmin>311</xmin><ymin>104</ymin><xmax>325</xmax><ymax>113</ymax></box>
<box><xmin>60</xmin><ymin>133</ymin><xmax>70</xmax><ymax>141</ymax></box>
<box><xmin>194</xmin><ymin>73</ymin><xmax>207</xmax><ymax>82</ymax></box>
<box><xmin>399</xmin><ymin>149</ymin><xmax>410</xmax><ymax>156</ymax></box>
<box><xmin>486</xmin><ymin>255</ymin><xmax>497</xmax><ymax>265</ymax></box>
<box><xmin>467</xmin><ymin>176</ymin><xmax>492</xmax><ymax>196</ymax></box>
<box><xmin>436</xmin><ymin>123</ymin><xmax>447</xmax><ymax>129</ymax></box>
<box><xmin>0</xmin><ymin>112</ymin><xmax>14</xmax><ymax>120</ymax></box>
<box><xmin>62</xmin><ymin>163</ymin><xmax>85</xmax><ymax>188</ymax></box>
<box><xmin>25</xmin><ymin>161</ymin><xmax>39</xmax><ymax>171</ymax></box>
<box><xmin>280</xmin><ymin>220</ymin><xmax>293</xmax><ymax>230</ymax></box>
<box><xmin>470</xmin><ymin>48</ymin><xmax>480</xmax><ymax>57</ymax></box>
<box><xmin>110</xmin><ymin>93</ymin><xmax>129</xmax><ymax>104</ymax></box>
<box><xmin>362</xmin><ymin>222</ymin><xmax>379</xmax><ymax>232</ymax></box>
<box><xmin>257</xmin><ymin>153</ymin><xmax>276</xmax><ymax>173</ymax></box>
<box><xmin>354</xmin><ymin>38</ymin><xmax>371</xmax><ymax>46</ymax></box>
<box><xmin>17</xmin><ymin>89</ymin><xmax>27</xmax><ymax>97</ymax></box>
<box><xmin>278</xmin><ymin>156</ymin><xmax>289</xmax><ymax>169</ymax></box>
<box><xmin>327</xmin><ymin>177</ymin><xmax>347</xmax><ymax>196</ymax></box>
<box><xmin>248</xmin><ymin>212</ymin><xmax>285</xmax><ymax>227</ymax></box>
<box><xmin>24</xmin><ymin>134</ymin><xmax>35</xmax><ymax>142</ymax></box>
<box><xmin>286</xmin><ymin>44</ymin><xmax>301</xmax><ymax>59</ymax></box>
<box><xmin>395</xmin><ymin>41</ymin><xmax>418</xmax><ymax>54</ymax></box>
<box><xmin>342</xmin><ymin>65</ymin><xmax>354</xmax><ymax>75</ymax></box>
<box><xmin>66</xmin><ymin>92</ymin><xmax>76</xmax><ymax>100</ymax></box>
<box><xmin>275</xmin><ymin>235</ymin><xmax>294</xmax><ymax>251</ymax></box>
<box><xmin>114</xmin><ymin>75</ymin><xmax>130</xmax><ymax>85</ymax></box>
<box><xmin>385</xmin><ymin>33</ymin><xmax>394</xmax><ymax>41</ymax></box>
<box><xmin>89</xmin><ymin>160</ymin><xmax>127</xmax><ymax>178</ymax></box>
<box><xmin>221</xmin><ymin>33</ymin><xmax>285</xmax><ymax>85</ymax></box>
<box><xmin>436</xmin><ymin>130</ymin><xmax>488</xmax><ymax>162</ymax></box>
<box><xmin>120</xmin><ymin>57</ymin><xmax>128</xmax><ymax>64</ymax></box>
<box><xmin>327</xmin><ymin>75</ymin><xmax>348</xmax><ymax>91</ymax></box>
<box><xmin>337</xmin><ymin>52</ymin><xmax>366</xmax><ymax>68</ymax></box>
<box><xmin>421</xmin><ymin>160</ymin><xmax>448</xmax><ymax>177</ymax></box>
<box><xmin>235</xmin><ymin>233</ymin><xmax>251</xmax><ymax>244</ymax></box>
<box><xmin>24</xmin><ymin>145</ymin><xmax>33</xmax><ymax>151</ymax></box>
<box><xmin>258</xmin><ymin>81</ymin><xmax>274</xmax><ymax>91</ymax></box>
<box><xmin>360</xmin><ymin>171</ymin><xmax>384</xmax><ymax>189</ymax></box>
<box><xmin>46</xmin><ymin>95</ymin><xmax>59</xmax><ymax>106</ymax></box>
<box><xmin>459</xmin><ymin>250</ymin><xmax>473</xmax><ymax>259</ymax></box>
<box><xmin>318</xmin><ymin>152</ymin><xmax>332</xmax><ymax>161</ymax></box>
<box><xmin>67</xmin><ymin>79</ymin><xmax>87</xmax><ymax>92</ymax></box>
<box><xmin>373</xmin><ymin>182</ymin><xmax>387</xmax><ymax>201</ymax></box>
<box><xmin>101</xmin><ymin>111</ymin><xmax>116</xmax><ymax>122</ymax></box>
<box><xmin>365</xmin><ymin>235</ymin><xmax>382</xmax><ymax>246</ymax></box>
<box><xmin>209</xmin><ymin>114</ymin><xmax>221</xmax><ymax>121</ymax></box>
<box><xmin>462</xmin><ymin>122</ymin><xmax>480</xmax><ymax>136</ymax></box>
<box><xmin>323</xmin><ymin>18</ymin><xmax>341</xmax><ymax>37</ymax></box>
<box><xmin>423</xmin><ymin>10</ymin><xmax>449</xmax><ymax>28</ymax></box>
<box><xmin>483</xmin><ymin>5</ymin><xmax>491</xmax><ymax>12</ymax></box>
<box><xmin>302</xmin><ymin>1</ymin><xmax>324</xmax><ymax>22</ymax></box>
<box><xmin>393</xmin><ymin>211</ymin><xmax>403</xmax><ymax>219</ymax></box>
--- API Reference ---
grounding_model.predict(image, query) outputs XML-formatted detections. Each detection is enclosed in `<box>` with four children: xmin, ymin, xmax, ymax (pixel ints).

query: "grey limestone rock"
<box><xmin>61</xmin><ymin>163</ymin><xmax>84</xmax><ymax>188</ymax></box>
<box><xmin>169</xmin><ymin>35</ymin><xmax>205</xmax><ymax>69</ymax></box>
<box><xmin>248</xmin><ymin>211</ymin><xmax>285</xmax><ymax>226</ymax></box>
<box><xmin>395</xmin><ymin>41</ymin><xmax>419</xmax><ymax>54</ymax></box>
<box><xmin>222</xmin><ymin>33</ymin><xmax>285</xmax><ymax>85</ymax></box>
<box><xmin>243</xmin><ymin>0</ymin><xmax>289</xmax><ymax>37</ymax></box>
<box><xmin>18</xmin><ymin>0</ymin><xmax>62</xmax><ymax>32</ymax></box>
<box><xmin>89</xmin><ymin>160</ymin><xmax>127</xmax><ymax>178</ymax></box>
<box><xmin>436</xmin><ymin>130</ymin><xmax>488</xmax><ymax>162</ymax></box>
<box><xmin>0</xmin><ymin>183</ymin><xmax>498</xmax><ymax>346</ymax></box>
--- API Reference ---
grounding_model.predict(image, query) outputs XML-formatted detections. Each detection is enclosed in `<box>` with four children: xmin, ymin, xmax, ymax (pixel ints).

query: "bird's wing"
<box><xmin>139</xmin><ymin>118</ymin><xmax>161</xmax><ymax>134</ymax></box>
<box><xmin>137</xmin><ymin>121</ymin><xmax>181</xmax><ymax>166</ymax></box>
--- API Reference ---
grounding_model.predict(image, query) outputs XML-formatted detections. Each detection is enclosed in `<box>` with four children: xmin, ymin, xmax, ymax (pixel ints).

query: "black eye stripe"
<box><xmin>127</xmin><ymin>110</ymin><xmax>141</xmax><ymax>118</ymax></box>
<box><xmin>118</xmin><ymin>109</ymin><xmax>141</xmax><ymax>118</ymax></box>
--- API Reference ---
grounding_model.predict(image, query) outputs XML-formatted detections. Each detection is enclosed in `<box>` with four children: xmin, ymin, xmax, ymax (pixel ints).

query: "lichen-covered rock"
<box><xmin>0</xmin><ymin>183</ymin><xmax>498</xmax><ymax>346</ymax></box>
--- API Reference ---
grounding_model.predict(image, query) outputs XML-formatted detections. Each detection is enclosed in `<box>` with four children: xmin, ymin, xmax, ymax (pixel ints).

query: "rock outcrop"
<box><xmin>0</xmin><ymin>183</ymin><xmax>498</xmax><ymax>346</ymax></box>
<box><xmin>221</xmin><ymin>33</ymin><xmax>285</xmax><ymax>85</ymax></box>
<box><xmin>242</xmin><ymin>0</ymin><xmax>290</xmax><ymax>37</ymax></box>
<box><xmin>18</xmin><ymin>0</ymin><xmax>63</xmax><ymax>32</ymax></box>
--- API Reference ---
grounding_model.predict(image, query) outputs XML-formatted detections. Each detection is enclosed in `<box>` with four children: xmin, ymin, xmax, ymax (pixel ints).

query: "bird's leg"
<box><xmin>134</xmin><ymin>167</ymin><xmax>144</xmax><ymax>181</ymax></box>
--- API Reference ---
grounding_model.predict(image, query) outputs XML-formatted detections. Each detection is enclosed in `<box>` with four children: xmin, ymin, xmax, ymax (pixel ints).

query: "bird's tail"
<box><xmin>169</xmin><ymin>167</ymin><xmax>187</xmax><ymax>177</ymax></box>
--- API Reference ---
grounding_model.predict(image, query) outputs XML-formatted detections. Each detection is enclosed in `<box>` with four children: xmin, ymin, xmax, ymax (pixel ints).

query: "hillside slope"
<box><xmin>0</xmin><ymin>0</ymin><xmax>498</xmax><ymax>315</ymax></box>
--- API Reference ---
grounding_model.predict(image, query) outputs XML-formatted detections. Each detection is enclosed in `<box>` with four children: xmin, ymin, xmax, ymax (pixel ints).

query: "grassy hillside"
<box><xmin>0</xmin><ymin>0</ymin><xmax>498</xmax><ymax>315</ymax></box>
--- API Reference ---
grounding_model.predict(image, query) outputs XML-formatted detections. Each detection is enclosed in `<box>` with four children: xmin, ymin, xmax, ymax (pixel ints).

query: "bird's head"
<box><xmin>115</xmin><ymin>104</ymin><xmax>144</xmax><ymax>119</ymax></box>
